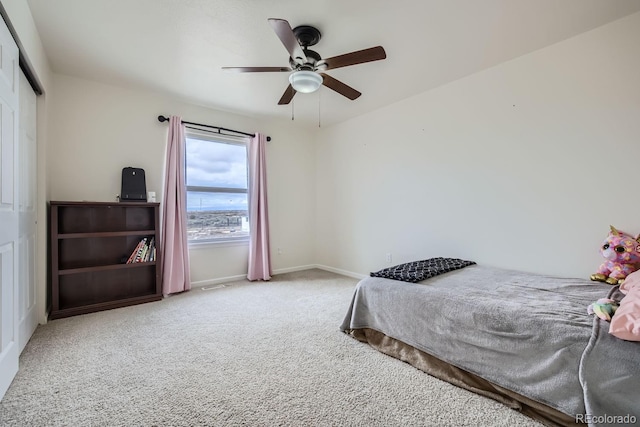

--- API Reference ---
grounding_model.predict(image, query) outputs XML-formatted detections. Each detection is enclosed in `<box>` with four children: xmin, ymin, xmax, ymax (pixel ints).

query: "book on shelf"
<box><xmin>126</xmin><ymin>238</ymin><xmax>145</xmax><ymax>264</ymax></box>
<box><xmin>146</xmin><ymin>237</ymin><xmax>155</xmax><ymax>262</ymax></box>
<box><xmin>138</xmin><ymin>242</ymin><xmax>149</xmax><ymax>263</ymax></box>
<box><xmin>126</xmin><ymin>236</ymin><xmax>156</xmax><ymax>264</ymax></box>
<box><xmin>127</xmin><ymin>237</ymin><xmax>147</xmax><ymax>264</ymax></box>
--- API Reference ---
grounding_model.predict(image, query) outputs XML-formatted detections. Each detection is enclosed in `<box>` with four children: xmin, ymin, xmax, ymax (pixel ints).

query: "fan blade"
<box><xmin>323</xmin><ymin>46</ymin><xmax>386</xmax><ymax>70</ymax></box>
<box><xmin>268</xmin><ymin>18</ymin><xmax>307</xmax><ymax>64</ymax></box>
<box><xmin>222</xmin><ymin>67</ymin><xmax>291</xmax><ymax>73</ymax></box>
<box><xmin>320</xmin><ymin>74</ymin><xmax>361</xmax><ymax>100</ymax></box>
<box><xmin>278</xmin><ymin>85</ymin><xmax>297</xmax><ymax>105</ymax></box>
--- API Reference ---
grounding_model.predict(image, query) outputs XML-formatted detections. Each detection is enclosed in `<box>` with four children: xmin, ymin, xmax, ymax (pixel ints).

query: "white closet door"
<box><xmin>0</xmin><ymin>15</ymin><xmax>21</xmax><ymax>400</ymax></box>
<box><xmin>18</xmin><ymin>69</ymin><xmax>37</xmax><ymax>353</ymax></box>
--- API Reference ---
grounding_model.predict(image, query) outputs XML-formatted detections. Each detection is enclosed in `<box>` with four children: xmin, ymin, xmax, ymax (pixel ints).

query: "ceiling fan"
<box><xmin>222</xmin><ymin>18</ymin><xmax>387</xmax><ymax>105</ymax></box>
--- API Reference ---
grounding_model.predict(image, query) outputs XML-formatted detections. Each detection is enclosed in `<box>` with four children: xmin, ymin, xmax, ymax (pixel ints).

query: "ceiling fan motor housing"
<box><xmin>290</xmin><ymin>49</ymin><xmax>323</xmax><ymax>70</ymax></box>
<box><xmin>292</xmin><ymin>25</ymin><xmax>321</xmax><ymax>47</ymax></box>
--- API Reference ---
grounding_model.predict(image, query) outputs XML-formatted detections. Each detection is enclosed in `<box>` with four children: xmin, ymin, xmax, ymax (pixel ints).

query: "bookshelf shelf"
<box><xmin>58</xmin><ymin>230</ymin><xmax>156</xmax><ymax>239</ymax></box>
<box><xmin>49</xmin><ymin>201</ymin><xmax>162</xmax><ymax>320</ymax></box>
<box><xmin>52</xmin><ymin>294</ymin><xmax>162</xmax><ymax>319</ymax></box>
<box><xmin>59</xmin><ymin>261</ymin><xmax>157</xmax><ymax>276</ymax></box>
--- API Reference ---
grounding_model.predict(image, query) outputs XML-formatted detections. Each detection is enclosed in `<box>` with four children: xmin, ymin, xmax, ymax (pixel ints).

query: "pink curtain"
<box><xmin>161</xmin><ymin>116</ymin><xmax>191</xmax><ymax>295</ymax></box>
<box><xmin>247</xmin><ymin>133</ymin><xmax>272</xmax><ymax>281</ymax></box>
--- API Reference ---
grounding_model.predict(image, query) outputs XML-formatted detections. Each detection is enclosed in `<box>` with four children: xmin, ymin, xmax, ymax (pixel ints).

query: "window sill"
<box><xmin>188</xmin><ymin>238</ymin><xmax>250</xmax><ymax>249</ymax></box>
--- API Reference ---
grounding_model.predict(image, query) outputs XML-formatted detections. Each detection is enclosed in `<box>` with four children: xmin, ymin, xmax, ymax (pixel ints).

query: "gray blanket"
<box><xmin>579</xmin><ymin>286</ymin><xmax>640</xmax><ymax>426</ymax></box>
<box><xmin>340</xmin><ymin>265</ymin><xmax>639</xmax><ymax>423</ymax></box>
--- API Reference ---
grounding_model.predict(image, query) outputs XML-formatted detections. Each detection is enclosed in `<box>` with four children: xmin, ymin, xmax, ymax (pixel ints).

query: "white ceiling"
<box><xmin>26</xmin><ymin>0</ymin><xmax>640</xmax><ymax>128</ymax></box>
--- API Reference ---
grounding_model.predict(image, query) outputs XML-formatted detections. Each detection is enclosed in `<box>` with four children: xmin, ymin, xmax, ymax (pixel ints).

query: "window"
<box><xmin>185</xmin><ymin>130</ymin><xmax>250</xmax><ymax>242</ymax></box>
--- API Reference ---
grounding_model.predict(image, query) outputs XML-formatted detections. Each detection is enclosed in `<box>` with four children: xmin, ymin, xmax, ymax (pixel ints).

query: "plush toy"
<box><xmin>590</xmin><ymin>225</ymin><xmax>640</xmax><ymax>285</ymax></box>
<box><xmin>587</xmin><ymin>298</ymin><xmax>619</xmax><ymax>321</ymax></box>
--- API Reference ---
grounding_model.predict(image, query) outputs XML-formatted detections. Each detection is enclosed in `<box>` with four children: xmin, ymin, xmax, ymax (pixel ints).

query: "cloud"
<box><xmin>186</xmin><ymin>137</ymin><xmax>247</xmax><ymax>188</ymax></box>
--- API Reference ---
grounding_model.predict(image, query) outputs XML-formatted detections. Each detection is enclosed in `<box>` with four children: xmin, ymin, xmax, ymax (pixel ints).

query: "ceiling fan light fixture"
<box><xmin>289</xmin><ymin>70</ymin><xmax>322</xmax><ymax>93</ymax></box>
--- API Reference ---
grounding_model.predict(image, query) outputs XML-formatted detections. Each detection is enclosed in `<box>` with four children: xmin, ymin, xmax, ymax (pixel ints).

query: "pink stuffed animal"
<box><xmin>590</xmin><ymin>226</ymin><xmax>640</xmax><ymax>285</ymax></box>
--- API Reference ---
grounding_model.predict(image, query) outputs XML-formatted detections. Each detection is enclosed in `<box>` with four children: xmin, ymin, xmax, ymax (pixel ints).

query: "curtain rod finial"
<box><xmin>158</xmin><ymin>115</ymin><xmax>169</xmax><ymax>123</ymax></box>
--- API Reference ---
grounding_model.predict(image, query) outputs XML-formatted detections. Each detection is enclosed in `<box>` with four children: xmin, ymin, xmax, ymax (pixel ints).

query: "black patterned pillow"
<box><xmin>370</xmin><ymin>257</ymin><xmax>476</xmax><ymax>283</ymax></box>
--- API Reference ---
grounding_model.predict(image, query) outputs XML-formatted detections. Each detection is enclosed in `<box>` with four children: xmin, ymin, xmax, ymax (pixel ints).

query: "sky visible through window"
<box><xmin>186</xmin><ymin>137</ymin><xmax>248</xmax><ymax>212</ymax></box>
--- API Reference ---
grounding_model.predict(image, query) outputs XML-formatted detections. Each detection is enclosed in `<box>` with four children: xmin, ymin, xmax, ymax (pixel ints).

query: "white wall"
<box><xmin>48</xmin><ymin>74</ymin><xmax>316</xmax><ymax>284</ymax></box>
<box><xmin>16</xmin><ymin>3</ymin><xmax>640</xmax><ymax>298</ymax></box>
<box><xmin>315</xmin><ymin>12</ymin><xmax>640</xmax><ymax>279</ymax></box>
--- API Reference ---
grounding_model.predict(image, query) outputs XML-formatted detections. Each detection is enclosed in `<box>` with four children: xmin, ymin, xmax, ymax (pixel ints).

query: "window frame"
<box><xmin>184</xmin><ymin>129</ymin><xmax>250</xmax><ymax>245</ymax></box>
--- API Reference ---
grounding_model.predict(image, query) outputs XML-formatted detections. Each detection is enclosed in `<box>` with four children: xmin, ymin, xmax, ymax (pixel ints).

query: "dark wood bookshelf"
<box><xmin>49</xmin><ymin>201</ymin><xmax>162</xmax><ymax>320</ymax></box>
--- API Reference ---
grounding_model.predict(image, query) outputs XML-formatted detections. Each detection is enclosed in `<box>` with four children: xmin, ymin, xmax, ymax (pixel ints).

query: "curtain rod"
<box><xmin>157</xmin><ymin>115</ymin><xmax>271</xmax><ymax>141</ymax></box>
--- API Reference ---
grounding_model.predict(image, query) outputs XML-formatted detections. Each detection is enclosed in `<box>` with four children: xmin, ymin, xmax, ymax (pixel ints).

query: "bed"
<box><xmin>340</xmin><ymin>261</ymin><xmax>640</xmax><ymax>426</ymax></box>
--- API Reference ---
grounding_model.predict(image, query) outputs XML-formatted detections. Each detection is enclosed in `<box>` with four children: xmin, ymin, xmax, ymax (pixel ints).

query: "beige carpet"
<box><xmin>0</xmin><ymin>269</ymin><xmax>541</xmax><ymax>426</ymax></box>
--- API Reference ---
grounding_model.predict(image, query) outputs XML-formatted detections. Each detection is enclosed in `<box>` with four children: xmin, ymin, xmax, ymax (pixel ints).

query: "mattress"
<box><xmin>340</xmin><ymin>265</ymin><xmax>640</xmax><ymax>425</ymax></box>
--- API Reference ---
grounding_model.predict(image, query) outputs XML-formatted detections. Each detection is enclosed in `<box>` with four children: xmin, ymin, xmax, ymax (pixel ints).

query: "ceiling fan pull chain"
<box><xmin>291</xmin><ymin>99</ymin><xmax>295</xmax><ymax>121</ymax></box>
<box><xmin>318</xmin><ymin>90</ymin><xmax>321</xmax><ymax>128</ymax></box>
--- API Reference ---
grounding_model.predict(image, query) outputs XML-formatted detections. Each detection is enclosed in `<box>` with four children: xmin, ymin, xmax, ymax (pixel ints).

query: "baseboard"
<box><xmin>313</xmin><ymin>264</ymin><xmax>367</xmax><ymax>280</ymax></box>
<box><xmin>272</xmin><ymin>264</ymin><xmax>319</xmax><ymax>275</ymax></box>
<box><xmin>191</xmin><ymin>264</ymin><xmax>365</xmax><ymax>288</ymax></box>
<box><xmin>274</xmin><ymin>264</ymin><xmax>365</xmax><ymax>280</ymax></box>
<box><xmin>190</xmin><ymin>274</ymin><xmax>248</xmax><ymax>288</ymax></box>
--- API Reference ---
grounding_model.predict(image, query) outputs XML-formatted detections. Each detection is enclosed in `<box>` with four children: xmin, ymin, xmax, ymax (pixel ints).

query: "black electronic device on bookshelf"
<box><xmin>48</xmin><ymin>201</ymin><xmax>162</xmax><ymax>319</ymax></box>
<box><xmin>120</xmin><ymin>167</ymin><xmax>147</xmax><ymax>202</ymax></box>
